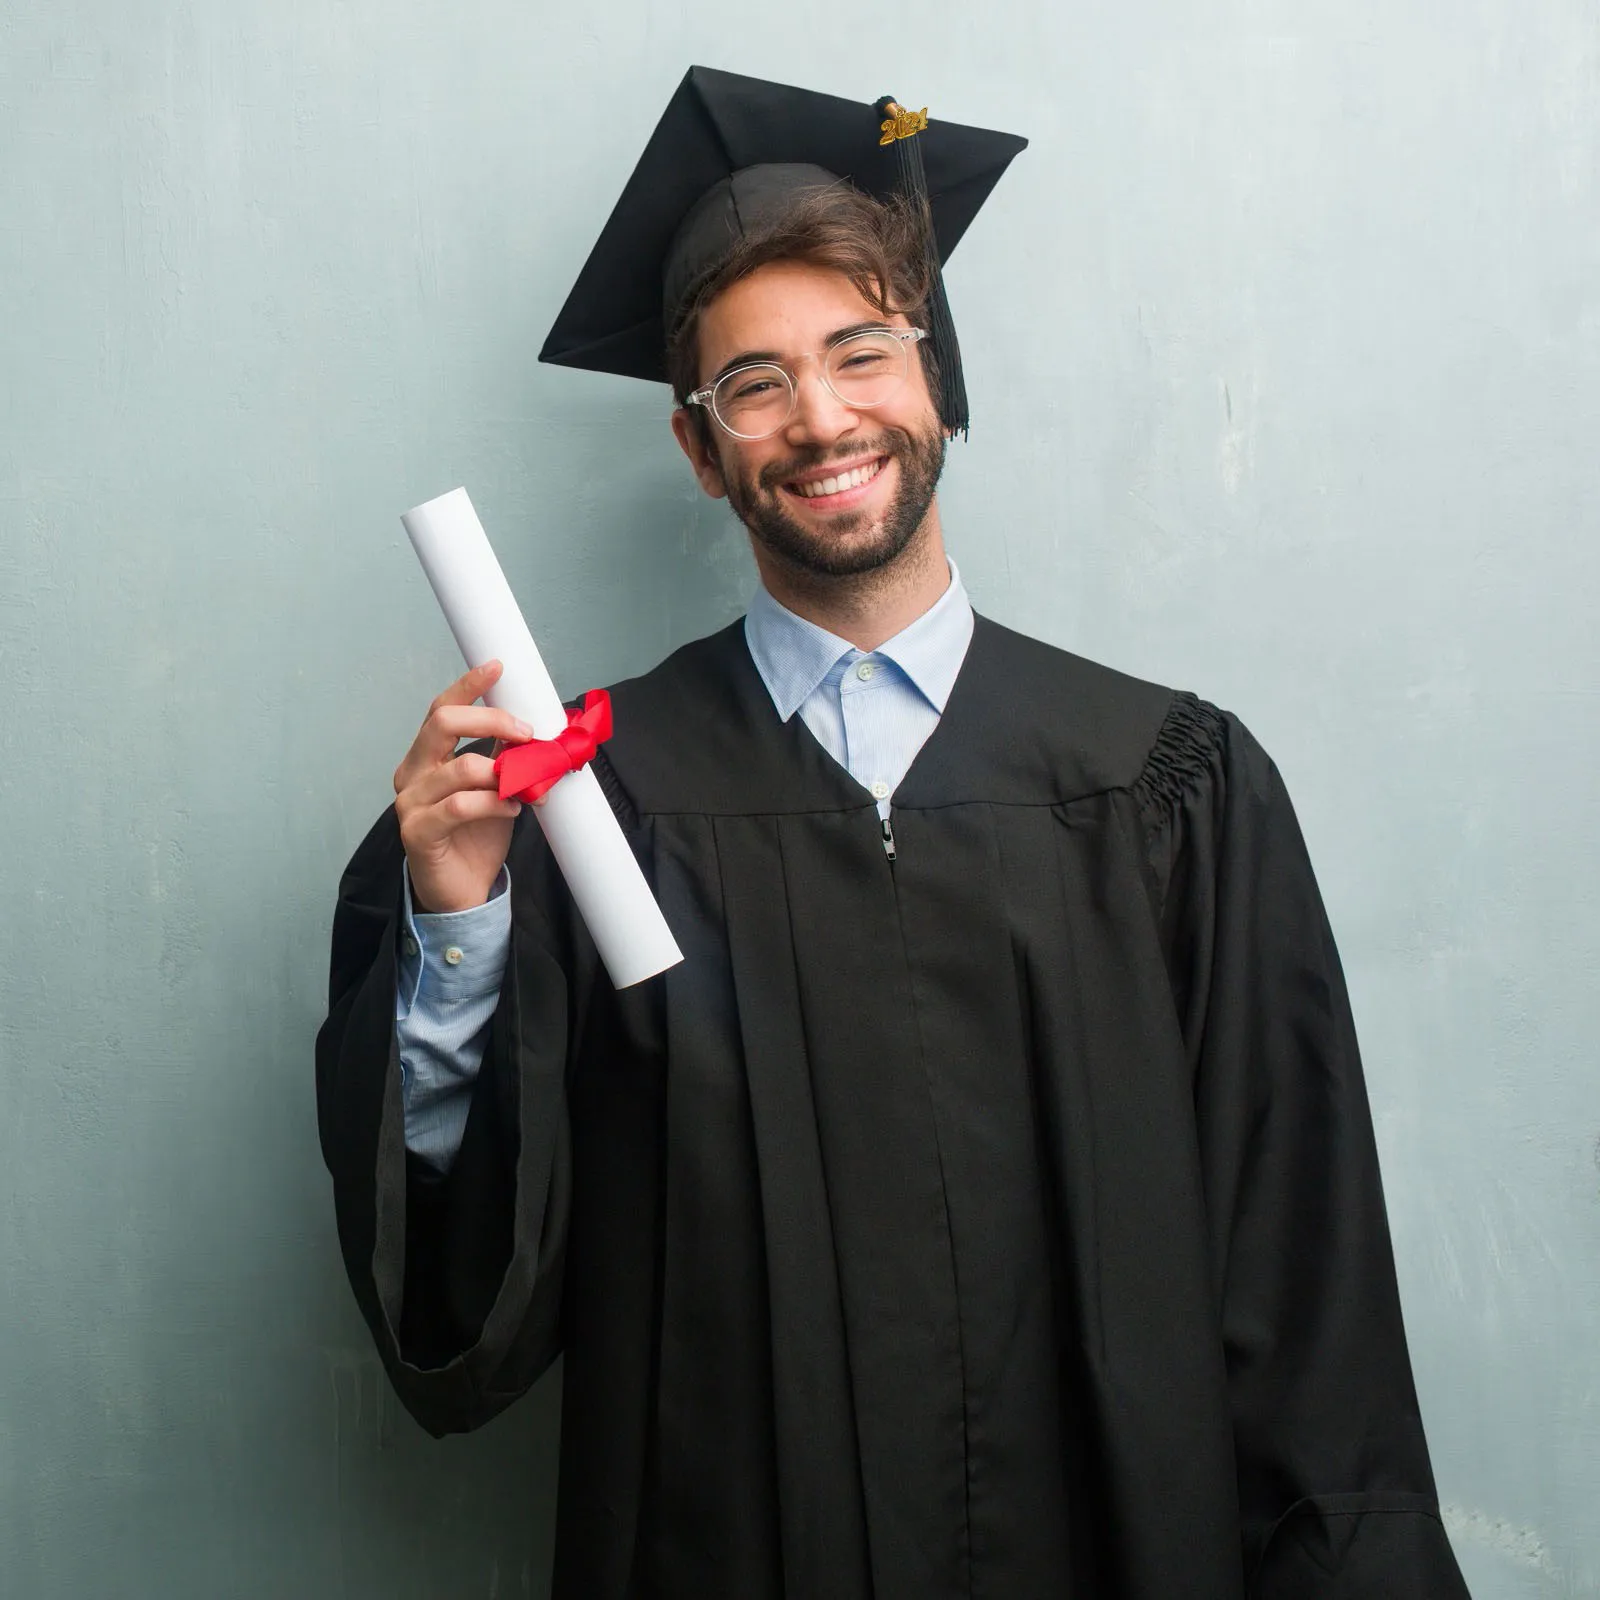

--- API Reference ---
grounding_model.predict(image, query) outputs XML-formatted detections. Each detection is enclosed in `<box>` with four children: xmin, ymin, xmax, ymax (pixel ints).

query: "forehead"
<box><xmin>695</xmin><ymin>260</ymin><xmax>904</xmax><ymax>365</ymax></box>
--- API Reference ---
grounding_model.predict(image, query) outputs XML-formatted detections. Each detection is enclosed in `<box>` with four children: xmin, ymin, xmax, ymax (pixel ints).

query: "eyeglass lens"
<box><xmin>713</xmin><ymin>331</ymin><xmax>911</xmax><ymax>439</ymax></box>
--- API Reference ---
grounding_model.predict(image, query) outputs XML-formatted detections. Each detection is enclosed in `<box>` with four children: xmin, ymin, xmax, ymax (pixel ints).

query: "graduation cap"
<box><xmin>538</xmin><ymin>66</ymin><xmax>1028</xmax><ymax>435</ymax></box>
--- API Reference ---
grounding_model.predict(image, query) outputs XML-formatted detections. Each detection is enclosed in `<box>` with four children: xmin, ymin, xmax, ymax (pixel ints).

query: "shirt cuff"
<box><xmin>397</xmin><ymin>862</ymin><xmax>512</xmax><ymax>1013</ymax></box>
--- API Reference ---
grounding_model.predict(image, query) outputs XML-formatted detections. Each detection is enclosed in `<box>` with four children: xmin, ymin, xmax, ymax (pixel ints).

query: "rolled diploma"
<box><xmin>401</xmin><ymin>487</ymin><xmax>683</xmax><ymax>989</ymax></box>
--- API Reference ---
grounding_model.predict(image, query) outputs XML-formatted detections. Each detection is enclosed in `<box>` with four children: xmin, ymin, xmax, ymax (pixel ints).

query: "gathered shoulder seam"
<box><xmin>1131</xmin><ymin>690</ymin><xmax>1227</xmax><ymax>832</ymax></box>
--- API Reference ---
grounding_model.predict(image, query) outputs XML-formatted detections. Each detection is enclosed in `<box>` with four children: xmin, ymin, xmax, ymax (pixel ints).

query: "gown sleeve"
<box><xmin>314</xmin><ymin>802</ymin><xmax>578</xmax><ymax>1438</ymax></box>
<box><xmin>1139</xmin><ymin>695</ymin><xmax>1470</xmax><ymax>1597</ymax></box>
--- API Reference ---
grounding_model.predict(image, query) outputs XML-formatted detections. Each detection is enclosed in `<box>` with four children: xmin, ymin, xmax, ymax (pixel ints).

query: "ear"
<box><xmin>671</xmin><ymin>408</ymin><xmax>727</xmax><ymax>500</ymax></box>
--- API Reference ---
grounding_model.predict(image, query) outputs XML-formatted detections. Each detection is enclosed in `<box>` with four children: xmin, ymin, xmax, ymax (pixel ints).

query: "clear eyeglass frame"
<box><xmin>686</xmin><ymin>326</ymin><xmax>929</xmax><ymax>441</ymax></box>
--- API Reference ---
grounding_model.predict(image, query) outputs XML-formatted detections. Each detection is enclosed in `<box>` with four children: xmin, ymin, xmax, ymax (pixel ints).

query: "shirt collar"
<box><xmin>744</xmin><ymin>559</ymin><xmax>975</xmax><ymax>722</ymax></box>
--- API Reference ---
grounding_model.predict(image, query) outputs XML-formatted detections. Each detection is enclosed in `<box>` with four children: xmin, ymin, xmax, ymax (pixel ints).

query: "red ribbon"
<box><xmin>493</xmin><ymin>689</ymin><xmax>613</xmax><ymax>803</ymax></box>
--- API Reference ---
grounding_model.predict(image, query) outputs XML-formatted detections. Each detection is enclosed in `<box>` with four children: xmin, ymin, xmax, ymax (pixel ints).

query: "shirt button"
<box><xmin>404</xmin><ymin>936</ymin><xmax>419</xmax><ymax>956</ymax></box>
<box><xmin>443</xmin><ymin>945</ymin><xmax>464</xmax><ymax>966</ymax></box>
<box><xmin>855</xmin><ymin>660</ymin><xmax>875</xmax><ymax>681</ymax></box>
<box><xmin>870</xmin><ymin>780</ymin><xmax>890</xmax><ymax>801</ymax></box>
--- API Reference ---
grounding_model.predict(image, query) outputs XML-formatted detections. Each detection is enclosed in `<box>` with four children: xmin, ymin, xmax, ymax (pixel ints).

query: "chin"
<box><xmin>733</xmin><ymin>432</ymin><xmax>944</xmax><ymax>581</ymax></box>
<box><xmin>754</xmin><ymin>508</ymin><xmax>921</xmax><ymax>581</ymax></box>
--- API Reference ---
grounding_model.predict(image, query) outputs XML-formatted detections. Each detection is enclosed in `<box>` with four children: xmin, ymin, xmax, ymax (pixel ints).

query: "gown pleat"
<box><xmin>717</xmin><ymin>814</ymin><xmax>874</xmax><ymax>1598</ymax></box>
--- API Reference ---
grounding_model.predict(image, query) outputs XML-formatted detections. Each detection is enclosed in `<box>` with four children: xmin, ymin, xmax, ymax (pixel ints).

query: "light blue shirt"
<box><xmin>397</xmin><ymin>562</ymin><xmax>975</xmax><ymax>1172</ymax></box>
<box><xmin>742</xmin><ymin>560</ymin><xmax>974</xmax><ymax>820</ymax></box>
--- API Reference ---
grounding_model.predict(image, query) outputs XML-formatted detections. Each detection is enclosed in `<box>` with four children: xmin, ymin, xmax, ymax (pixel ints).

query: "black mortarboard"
<box><xmin>538</xmin><ymin>66</ymin><xmax>1027</xmax><ymax>435</ymax></box>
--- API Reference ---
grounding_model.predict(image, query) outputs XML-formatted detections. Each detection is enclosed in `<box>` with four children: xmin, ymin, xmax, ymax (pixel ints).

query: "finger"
<box><xmin>428</xmin><ymin>703</ymin><xmax>534</xmax><ymax>749</ymax></box>
<box><xmin>438</xmin><ymin>659</ymin><xmax>503</xmax><ymax>708</ymax></box>
<box><xmin>395</xmin><ymin>695</ymin><xmax>533</xmax><ymax>792</ymax></box>
<box><xmin>414</xmin><ymin>661</ymin><xmax>508</xmax><ymax>753</ymax></box>
<box><xmin>398</xmin><ymin>707</ymin><xmax>530</xmax><ymax>795</ymax></box>
<box><xmin>399</xmin><ymin>752</ymin><xmax>502</xmax><ymax>813</ymax></box>
<box><xmin>401</xmin><ymin>788</ymin><xmax>523</xmax><ymax>850</ymax></box>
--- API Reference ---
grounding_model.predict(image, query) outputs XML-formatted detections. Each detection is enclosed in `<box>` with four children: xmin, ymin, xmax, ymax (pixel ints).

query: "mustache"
<box><xmin>758</xmin><ymin>433</ymin><xmax>904</xmax><ymax>491</ymax></box>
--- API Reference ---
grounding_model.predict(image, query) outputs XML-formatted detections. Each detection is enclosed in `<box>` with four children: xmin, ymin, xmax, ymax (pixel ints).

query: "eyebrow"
<box><xmin>707</xmin><ymin>321</ymin><xmax>893</xmax><ymax>386</ymax></box>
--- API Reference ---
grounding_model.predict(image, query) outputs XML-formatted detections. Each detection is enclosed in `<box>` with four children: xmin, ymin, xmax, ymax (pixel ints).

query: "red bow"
<box><xmin>493</xmin><ymin>689</ymin><xmax>613</xmax><ymax>803</ymax></box>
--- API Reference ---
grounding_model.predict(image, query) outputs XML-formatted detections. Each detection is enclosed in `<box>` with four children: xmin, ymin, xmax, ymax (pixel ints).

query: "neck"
<box><xmin>751</xmin><ymin>504</ymin><xmax>951</xmax><ymax>652</ymax></box>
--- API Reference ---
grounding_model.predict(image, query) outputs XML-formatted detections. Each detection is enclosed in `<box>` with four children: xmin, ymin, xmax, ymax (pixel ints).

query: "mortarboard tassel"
<box><xmin>876</xmin><ymin>96</ymin><xmax>969</xmax><ymax>439</ymax></box>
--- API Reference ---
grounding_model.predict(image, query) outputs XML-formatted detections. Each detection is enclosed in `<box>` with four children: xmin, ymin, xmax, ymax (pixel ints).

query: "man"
<box><xmin>317</xmin><ymin>67</ymin><xmax>1469</xmax><ymax>1598</ymax></box>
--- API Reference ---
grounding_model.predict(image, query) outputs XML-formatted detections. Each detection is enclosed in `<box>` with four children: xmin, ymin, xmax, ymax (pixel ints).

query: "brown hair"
<box><xmin>666</xmin><ymin>183</ymin><xmax>939</xmax><ymax>442</ymax></box>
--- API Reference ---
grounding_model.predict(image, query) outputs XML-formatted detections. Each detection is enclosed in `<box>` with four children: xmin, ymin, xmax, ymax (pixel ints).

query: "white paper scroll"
<box><xmin>401</xmin><ymin>487</ymin><xmax>683</xmax><ymax>989</ymax></box>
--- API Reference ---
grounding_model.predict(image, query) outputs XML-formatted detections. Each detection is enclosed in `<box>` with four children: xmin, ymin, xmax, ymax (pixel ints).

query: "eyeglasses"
<box><xmin>686</xmin><ymin>327</ymin><xmax>929</xmax><ymax>441</ymax></box>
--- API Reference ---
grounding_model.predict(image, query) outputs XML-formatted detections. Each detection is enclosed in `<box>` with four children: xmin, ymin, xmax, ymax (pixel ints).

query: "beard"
<box><xmin>718</xmin><ymin>421</ymin><xmax>947</xmax><ymax>580</ymax></box>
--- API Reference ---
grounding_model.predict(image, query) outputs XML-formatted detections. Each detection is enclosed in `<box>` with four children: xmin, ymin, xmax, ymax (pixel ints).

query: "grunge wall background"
<box><xmin>2</xmin><ymin>3</ymin><xmax>1596</xmax><ymax>1593</ymax></box>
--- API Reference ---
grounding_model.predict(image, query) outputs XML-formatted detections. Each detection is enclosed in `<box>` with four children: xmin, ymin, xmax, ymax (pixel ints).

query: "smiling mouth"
<box><xmin>782</xmin><ymin>456</ymin><xmax>887</xmax><ymax>502</ymax></box>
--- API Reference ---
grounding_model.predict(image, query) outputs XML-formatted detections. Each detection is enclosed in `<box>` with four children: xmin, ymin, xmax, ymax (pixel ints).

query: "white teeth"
<box><xmin>794</xmin><ymin>460</ymin><xmax>882</xmax><ymax>498</ymax></box>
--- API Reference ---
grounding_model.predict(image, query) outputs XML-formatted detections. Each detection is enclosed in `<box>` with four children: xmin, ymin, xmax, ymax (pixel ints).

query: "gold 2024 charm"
<box><xmin>879</xmin><ymin>101</ymin><xmax>930</xmax><ymax>146</ymax></box>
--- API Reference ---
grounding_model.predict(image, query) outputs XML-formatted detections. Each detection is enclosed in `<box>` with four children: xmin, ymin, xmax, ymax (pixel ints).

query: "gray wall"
<box><xmin>2</xmin><ymin>3</ymin><xmax>1595</xmax><ymax>1595</ymax></box>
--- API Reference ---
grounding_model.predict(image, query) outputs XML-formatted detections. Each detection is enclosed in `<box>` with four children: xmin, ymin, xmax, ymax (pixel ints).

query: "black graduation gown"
<box><xmin>316</xmin><ymin>615</ymin><xmax>1469</xmax><ymax>1599</ymax></box>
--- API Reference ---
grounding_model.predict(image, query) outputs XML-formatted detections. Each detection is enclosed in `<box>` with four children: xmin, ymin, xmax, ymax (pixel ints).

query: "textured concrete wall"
<box><xmin>1</xmin><ymin>3</ymin><xmax>1595</xmax><ymax>1594</ymax></box>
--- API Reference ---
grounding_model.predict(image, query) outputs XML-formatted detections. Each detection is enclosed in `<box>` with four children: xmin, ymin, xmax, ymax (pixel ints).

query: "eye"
<box><xmin>719</xmin><ymin>366</ymin><xmax>789</xmax><ymax>405</ymax></box>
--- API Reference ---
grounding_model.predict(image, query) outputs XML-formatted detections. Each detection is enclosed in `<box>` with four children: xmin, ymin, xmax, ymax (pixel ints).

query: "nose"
<box><xmin>782</xmin><ymin>360</ymin><xmax>859</xmax><ymax>449</ymax></box>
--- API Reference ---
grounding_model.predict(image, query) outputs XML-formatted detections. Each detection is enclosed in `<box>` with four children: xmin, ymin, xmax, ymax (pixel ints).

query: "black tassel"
<box><xmin>876</xmin><ymin>96</ymin><xmax>969</xmax><ymax>439</ymax></box>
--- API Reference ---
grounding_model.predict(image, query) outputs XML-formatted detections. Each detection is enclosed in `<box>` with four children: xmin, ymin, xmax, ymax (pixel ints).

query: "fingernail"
<box><xmin>512</xmin><ymin>720</ymin><xmax>534</xmax><ymax>740</ymax></box>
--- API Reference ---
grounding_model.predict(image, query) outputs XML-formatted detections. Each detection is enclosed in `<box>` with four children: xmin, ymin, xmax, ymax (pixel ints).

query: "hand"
<box><xmin>393</xmin><ymin>661</ymin><xmax>540</xmax><ymax>914</ymax></box>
